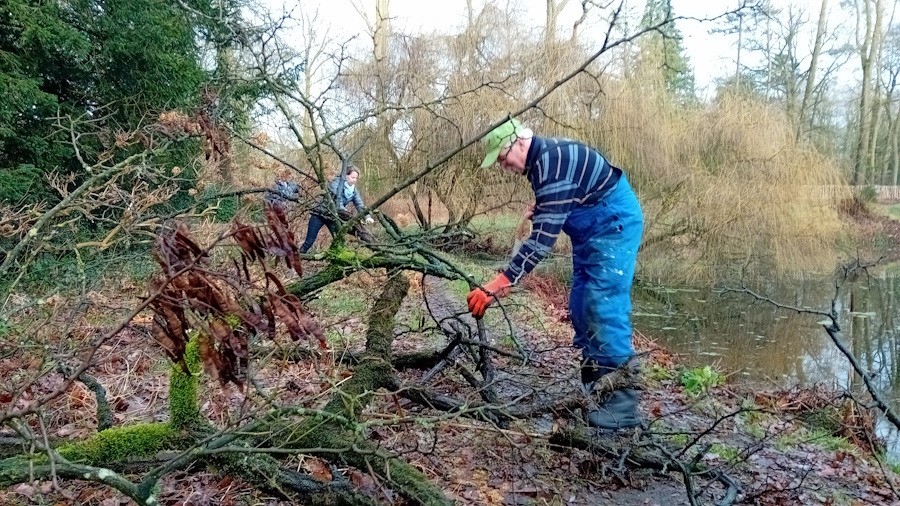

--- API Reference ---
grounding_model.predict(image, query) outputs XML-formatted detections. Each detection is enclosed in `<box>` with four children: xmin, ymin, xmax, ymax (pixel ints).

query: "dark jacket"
<box><xmin>265</xmin><ymin>180</ymin><xmax>300</xmax><ymax>204</ymax></box>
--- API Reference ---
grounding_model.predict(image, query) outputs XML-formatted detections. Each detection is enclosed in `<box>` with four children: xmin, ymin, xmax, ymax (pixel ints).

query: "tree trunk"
<box><xmin>892</xmin><ymin>103</ymin><xmax>900</xmax><ymax>184</ymax></box>
<box><xmin>374</xmin><ymin>0</ymin><xmax>391</xmax><ymax>146</ymax></box>
<box><xmin>544</xmin><ymin>0</ymin><xmax>569</xmax><ymax>48</ymax></box>
<box><xmin>284</xmin><ymin>273</ymin><xmax>452</xmax><ymax>506</ymax></box>
<box><xmin>765</xmin><ymin>13</ymin><xmax>772</xmax><ymax>98</ymax></box>
<box><xmin>869</xmin><ymin>22</ymin><xmax>887</xmax><ymax>178</ymax></box>
<box><xmin>797</xmin><ymin>0</ymin><xmax>828</xmax><ymax>141</ymax></box>
<box><xmin>854</xmin><ymin>0</ymin><xmax>885</xmax><ymax>185</ymax></box>
<box><xmin>736</xmin><ymin>2</ymin><xmax>743</xmax><ymax>89</ymax></box>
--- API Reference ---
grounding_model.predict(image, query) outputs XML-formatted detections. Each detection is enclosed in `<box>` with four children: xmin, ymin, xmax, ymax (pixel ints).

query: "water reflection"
<box><xmin>633</xmin><ymin>272</ymin><xmax>900</xmax><ymax>454</ymax></box>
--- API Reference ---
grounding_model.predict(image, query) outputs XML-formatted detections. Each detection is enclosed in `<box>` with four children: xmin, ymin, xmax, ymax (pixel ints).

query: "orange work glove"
<box><xmin>467</xmin><ymin>273</ymin><xmax>512</xmax><ymax>319</ymax></box>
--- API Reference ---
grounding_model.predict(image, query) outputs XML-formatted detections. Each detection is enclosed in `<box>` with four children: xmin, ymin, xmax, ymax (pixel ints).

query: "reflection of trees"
<box><xmin>637</xmin><ymin>276</ymin><xmax>900</xmax><ymax>398</ymax></box>
<box><xmin>848</xmin><ymin>276</ymin><xmax>900</xmax><ymax>408</ymax></box>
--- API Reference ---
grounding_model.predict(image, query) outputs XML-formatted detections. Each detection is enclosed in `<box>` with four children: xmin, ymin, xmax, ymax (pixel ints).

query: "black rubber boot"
<box><xmin>581</xmin><ymin>359</ymin><xmax>642</xmax><ymax>430</ymax></box>
<box><xmin>587</xmin><ymin>389</ymin><xmax>641</xmax><ymax>429</ymax></box>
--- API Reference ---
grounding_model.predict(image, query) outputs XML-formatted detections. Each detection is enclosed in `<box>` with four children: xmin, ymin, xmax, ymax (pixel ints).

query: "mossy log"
<box><xmin>213</xmin><ymin>451</ymin><xmax>380</xmax><ymax>506</ymax></box>
<box><xmin>0</xmin><ymin>328</ymin><xmax>373</xmax><ymax>505</ymax></box>
<box><xmin>0</xmin><ymin>273</ymin><xmax>450</xmax><ymax>505</ymax></box>
<box><xmin>287</xmin><ymin>248</ymin><xmax>456</xmax><ymax>298</ymax></box>
<box><xmin>169</xmin><ymin>335</ymin><xmax>203</xmax><ymax>429</ymax></box>
<box><xmin>283</xmin><ymin>273</ymin><xmax>451</xmax><ymax>506</ymax></box>
<box><xmin>0</xmin><ymin>335</ymin><xmax>206</xmax><ymax>504</ymax></box>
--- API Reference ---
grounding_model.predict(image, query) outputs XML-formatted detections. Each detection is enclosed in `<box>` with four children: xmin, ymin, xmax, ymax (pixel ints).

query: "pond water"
<box><xmin>631</xmin><ymin>268</ymin><xmax>900</xmax><ymax>455</ymax></box>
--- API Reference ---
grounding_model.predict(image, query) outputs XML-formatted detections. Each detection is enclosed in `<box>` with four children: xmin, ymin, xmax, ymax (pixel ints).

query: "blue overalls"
<box><xmin>562</xmin><ymin>175</ymin><xmax>643</xmax><ymax>375</ymax></box>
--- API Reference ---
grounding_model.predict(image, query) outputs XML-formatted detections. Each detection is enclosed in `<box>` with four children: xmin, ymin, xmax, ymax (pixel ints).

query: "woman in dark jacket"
<box><xmin>299</xmin><ymin>166</ymin><xmax>374</xmax><ymax>253</ymax></box>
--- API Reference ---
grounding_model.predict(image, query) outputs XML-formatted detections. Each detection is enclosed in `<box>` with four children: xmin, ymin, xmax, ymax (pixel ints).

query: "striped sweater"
<box><xmin>503</xmin><ymin>136</ymin><xmax>622</xmax><ymax>283</ymax></box>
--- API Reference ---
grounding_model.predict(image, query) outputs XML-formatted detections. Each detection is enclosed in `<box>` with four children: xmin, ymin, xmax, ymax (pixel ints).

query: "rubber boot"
<box><xmin>580</xmin><ymin>359</ymin><xmax>641</xmax><ymax>430</ymax></box>
<box><xmin>586</xmin><ymin>388</ymin><xmax>642</xmax><ymax>430</ymax></box>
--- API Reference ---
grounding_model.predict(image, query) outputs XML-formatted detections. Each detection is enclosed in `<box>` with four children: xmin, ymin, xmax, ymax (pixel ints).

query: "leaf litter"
<box><xmin>2</xmin><ymin>248</ymin><xmax>900</xmax><ymax>505</ymax></box>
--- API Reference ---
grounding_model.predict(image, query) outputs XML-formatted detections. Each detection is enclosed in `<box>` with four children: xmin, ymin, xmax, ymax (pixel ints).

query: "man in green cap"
<box><xmin>467</xmin><ymin>118</ymin><xmax>644</xmax><ymax>430</ymax></box>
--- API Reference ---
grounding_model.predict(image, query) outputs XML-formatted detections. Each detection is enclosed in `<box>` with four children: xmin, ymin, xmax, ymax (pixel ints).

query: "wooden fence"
<box><xmin>870</xmin><ymin>185</ymin><xmax>900</xmax><ymax>201</ymax></box>
<box><xmin>806</xmin><ymin>185</ymin><xmax>900</xmax><ymax>202</ymax></box>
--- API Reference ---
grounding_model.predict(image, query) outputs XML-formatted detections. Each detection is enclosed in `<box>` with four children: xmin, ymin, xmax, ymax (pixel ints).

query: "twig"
<box><xmin>38</xmin><ymin>414</ymin><xmax>59</xmax><ymax>492</ymax></box>
<box><xmin>475</xmin><ymin>319</ymin><xmax>499</xmax><ymax>406</ymax></box>
<box><xmin>60</xmin><ymin>365</ymin><xmax>114</xmax><ymax>431</ymax></box>
<box><xmin>727</xmin><ymin>283</ymin><xmax>900</xmax><ymax>432</ymax></box>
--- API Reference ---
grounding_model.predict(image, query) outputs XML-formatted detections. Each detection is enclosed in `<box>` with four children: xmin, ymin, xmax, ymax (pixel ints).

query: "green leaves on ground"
<box><xmin>679</xmin><ymin>365</ymin><xmax>725</xmax><ymax>395</ymax></box>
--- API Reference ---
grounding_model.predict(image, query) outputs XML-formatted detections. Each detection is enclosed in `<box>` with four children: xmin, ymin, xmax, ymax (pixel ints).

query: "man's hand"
<box><xmin>467</xmin><ymin>273</ymin><xmax>511</xmax><ymax>319</ymax></box>
<box><xmin>365</xmin><ymin>215</ymin><xmax>375</xmax><ymax>224</ymax></box>
<box><xmin>524</xmin><ymin>203</ymin><xmax>535</xmax><ymax>221</ymax></box>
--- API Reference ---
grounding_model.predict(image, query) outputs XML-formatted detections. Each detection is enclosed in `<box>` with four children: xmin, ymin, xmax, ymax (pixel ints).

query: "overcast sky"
<box><xmin>266</xmin><ymin>0</ymin><xmax>845</xmax><ymax>98</ymax></box>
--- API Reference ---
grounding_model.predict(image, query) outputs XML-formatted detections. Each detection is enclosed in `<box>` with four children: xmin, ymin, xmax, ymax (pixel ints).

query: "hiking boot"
<box><xmin>586</xmin><ymin>388</ymin><xmax>642</xmax><ymax>430</ymax></box>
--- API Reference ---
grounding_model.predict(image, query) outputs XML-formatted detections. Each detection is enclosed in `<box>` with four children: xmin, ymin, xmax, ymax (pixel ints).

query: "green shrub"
<box><xmin>857</xmin><ymin>185</ymin><xmax>879</xmax><ymax>204</ymax></box>
<box><xmin>678</xmin><ymin>365</ymin><xmax>724</xmax><ymax>395</ymax></box>
<box><xmin>0</xmin><ymin>164</ymin><xmax>46</xmax><ymax>204</ymax></box>
<box><xmin>201</xmin><ymin>185</ymin><xmax>240</xmax><ymax>222</ymax></box>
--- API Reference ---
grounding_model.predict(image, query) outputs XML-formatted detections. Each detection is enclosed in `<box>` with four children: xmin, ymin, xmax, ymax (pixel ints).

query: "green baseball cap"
<box><xmin>480</xmin><ymin>118</ymin><xmax>525</xmax><ymax>168</ymax></box>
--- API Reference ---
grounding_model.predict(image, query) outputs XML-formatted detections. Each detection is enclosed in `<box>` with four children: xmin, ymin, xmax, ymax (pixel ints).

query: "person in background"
<box><xmin>299</xmin><ymin>165</ymin><xmax>375</xmax><ymax>253</ymax></box>
<box><xmin>466</xmin><ymin>119</ymin><xmax>644</xmax><ymax>430</ymax></box>
<box><xmin>265</xmin><ymin>169</ymin><xmax>300</xmax><ymax>210</ymax></box>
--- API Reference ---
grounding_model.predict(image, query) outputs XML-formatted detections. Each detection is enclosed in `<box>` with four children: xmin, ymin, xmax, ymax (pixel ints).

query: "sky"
<box><xmin>265</xmin><ymin>0</ymin><xmax>841</xmax><ymax>99</ymax></box>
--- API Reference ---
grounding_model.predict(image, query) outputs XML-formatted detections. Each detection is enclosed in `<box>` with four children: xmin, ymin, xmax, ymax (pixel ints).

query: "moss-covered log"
<box><xmin>1</xmin><ymin>436</ymin><xmax>379</xmax><ymax>506</ymax></box>
<box><xmin>0</xmin><ymin>271</ymin><xmax>450</xmax><ymax>504</ymax></box>
<box><xmin>283</xmin><ymin>273</ymin><xmax>451</xmax><ymax>506</ymax></box>
<box><xmin>169</xmin><ymin>335</ymin><xmax>203</xmax><ymax>429</ymax></box>
<box><xmin>288</xmin><ymin>248</ymin><xmax>456</xmax><ymax>298</ymax></box>
<box><xmin>0</xmin><ymin>335</ymin><xmax>204</xmax><ymax>502</ymax></box>
<box><xmin>0</xmin><ymin>458</ymin><xmax>155</xmax><ymax>504</ymax></box>
<box><xmin>213</xmin><ymin>451</ymin><xmax>380</xmax><ymax>506</ymax></box>
<box><xmin>56</xmin><ymin>423</ymin><xmax>180</xmax><ymax>463</ymax></box>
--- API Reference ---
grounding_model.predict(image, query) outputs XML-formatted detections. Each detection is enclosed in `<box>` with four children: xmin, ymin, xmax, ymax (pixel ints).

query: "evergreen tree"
<box><xmin>0</xmin><ymin>0</ymin><xmax>207</xmax><ymax>204</ymax></box>
<box><xmin>638</xmin><ymin>0</ymin><xmax>696</xmax><ymax>99</ymax></box>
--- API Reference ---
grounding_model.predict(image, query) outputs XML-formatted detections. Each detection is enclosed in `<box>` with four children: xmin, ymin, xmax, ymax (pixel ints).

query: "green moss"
<box><xmin>775</xmin><ymin>432</ymin><xmax>799</xmax><ymax>451</ymax></box>
<box><xmin>745</xmin><ymin>422</ymin><xmax>766</xmax><ymax>440</ymax></box>
<box><xmin>805</xmin><ymin>429</ymin><xmax>855</xmax><ymax>453</ymax></box>
<box><xmin>775</xmin><ymin>428</ymin><xmax>856</xmax><ymax>454</ymax></box>
<box><xmin>709</xmin><ymin>443</ymin><xmax>742</xmax><ymax>464</ymax></box>
<box><xmin>326</xmin><ymin>246</ymin><xmax>363</xmax><ymax>265</ymax></box>
<box><xmin>57</xmin><ymin>423</ymin><xmax>177</xmax><ymax>463</ymax></box>
<box><xmin>669</xmin><ymin>433</ymin><xmax>689</xmax><ymax>446</ymax></box>
<box><xmin>170</xmin><ymin>335</ymin><xmax>201</xmax><ymax>429</ymax></box>
<box><xmin>223</xmin><ymin>314</ymin><xmax>241</xmax><ymax>329</ymax></box>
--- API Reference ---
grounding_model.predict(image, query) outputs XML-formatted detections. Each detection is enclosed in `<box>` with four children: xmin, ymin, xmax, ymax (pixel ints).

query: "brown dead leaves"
<box><xmin>232</xmin><ymin>202</ymin><xmax>302</xmax><ymax>275</ymax></box>
<box><xmin>148</xmin><ymin>206</ymin><xmax>322</xmax><ymax>388</ymax></box>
